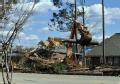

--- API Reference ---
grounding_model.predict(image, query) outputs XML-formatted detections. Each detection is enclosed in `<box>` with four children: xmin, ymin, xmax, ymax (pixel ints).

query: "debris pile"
<box><xmin>23</xmin><ymin>48</ymin><xmax>67</xmax><ymax>73</ymax></box>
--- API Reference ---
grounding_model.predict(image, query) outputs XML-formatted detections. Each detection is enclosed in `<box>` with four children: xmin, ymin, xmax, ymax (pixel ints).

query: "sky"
<box><xmin>9</xmin><ymin>0</ymin><xmax>120</xmax><ymax>47</ymax></box>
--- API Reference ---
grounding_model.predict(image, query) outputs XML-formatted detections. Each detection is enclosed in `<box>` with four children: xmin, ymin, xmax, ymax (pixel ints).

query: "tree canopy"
<box><xmin>49</xmin><ymin>0</ymin><xmax>84</xmax><ymax>32</ymax></box>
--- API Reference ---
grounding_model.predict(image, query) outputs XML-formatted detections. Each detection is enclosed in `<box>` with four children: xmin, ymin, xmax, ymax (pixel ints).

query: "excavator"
<box><xmin>47</xmin><ymin>20</ymin><xmax>99</xmax><ymax>68</ymax></box>
<box><xmin>64</xmin><ymin>21</ymin><xmax>93</xmax><ymax>67</ymax></box>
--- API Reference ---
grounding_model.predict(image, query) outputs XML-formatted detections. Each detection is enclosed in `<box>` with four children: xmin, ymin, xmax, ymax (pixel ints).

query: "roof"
<box><xmin>87</xmin><ymin>33</ymin><xmax>120</xmax><ymax>57</ymax></box>
<box><xmin>51</xmin><ymin>53</ymin><xmax>65</xmax><ymax>59</ymax></box>
<box><xmin>53</xmin><ymin>46</ymin><xmax>66</xmax><ymax>54</ymax></box>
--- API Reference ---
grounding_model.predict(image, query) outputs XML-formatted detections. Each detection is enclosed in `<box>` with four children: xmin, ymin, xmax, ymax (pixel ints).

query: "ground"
<box><xmin>0</xmin><ymin>73</ymin><xmax>120</xmax><ymax>84</ymax></box>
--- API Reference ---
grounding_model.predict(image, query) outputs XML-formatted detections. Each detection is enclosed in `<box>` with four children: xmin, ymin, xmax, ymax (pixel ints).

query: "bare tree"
<box><xmin>0</xmin><ymin>0</ymin><xmax>37</xmax><ymax>84</ymax></box>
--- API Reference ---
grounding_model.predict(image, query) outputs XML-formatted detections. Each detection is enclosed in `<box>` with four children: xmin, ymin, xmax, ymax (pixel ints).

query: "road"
<box><xmin>0</xmin><ymin>73</ymin><xmax>120</xmax><ymax>84</ymax></box>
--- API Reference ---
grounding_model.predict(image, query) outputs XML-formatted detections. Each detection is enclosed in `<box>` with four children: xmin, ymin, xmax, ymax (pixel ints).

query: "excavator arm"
<box><xmin>64</xmin><ymin>21</ymin><xmax>92</xmax><ymax>66</ymax></box>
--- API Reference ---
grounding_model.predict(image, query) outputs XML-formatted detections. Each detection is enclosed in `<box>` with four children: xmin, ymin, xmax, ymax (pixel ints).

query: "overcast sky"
<box><xmin>11</xmin><ymin>0</ymin><xmax>120</xmax><ymax>47</ymax></box>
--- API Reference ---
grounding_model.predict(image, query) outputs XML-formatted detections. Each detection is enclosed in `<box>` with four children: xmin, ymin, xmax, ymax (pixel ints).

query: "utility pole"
<box><xmin>74</xmin><ymin>0</ymin><xmax>78</xmax><ymax>53</ymax></box>
<box><xmin>81</xmin><ymin>0</ymin><xmax>86</xmax><ymax>67</ymax></box>
<box><xmin>102</xmin><ymin>0</ymin><xmax>106</xmax><ymax>64</ymax></box>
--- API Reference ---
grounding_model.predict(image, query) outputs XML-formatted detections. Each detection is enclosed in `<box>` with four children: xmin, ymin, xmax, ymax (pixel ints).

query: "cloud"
<box><xmin>0</xmin><ymin>31</ymin><xmax>39</xmax><ymax>41</ymax></box>
<box><xmin>40</xmin><ymin>27</ymin><xmax>57</xmax><ymax>32</ymax></box>
<box><xmin>33</xmin><ymin>0</ymin><xmax>58</xmax><ymax>14</ymax></box>
<box><xmin>78</xmin><ymin>4</ymin><xmax>120</xmax><ymax>25</ymax></box>
<box><xmin>60</xmin><ymin>31</ymin><xmax>71</xmax><ymax>38</ymax></box>
<box><xmin>92</xmin><ymin>35</ymin><xmax>110</xmax><ymax>42</ymax></box>
<box><xmin>0</xmin><ymin>31</ymin><xmax>12</xmax><ymax>37</ymax></box>
<box><xmin>65</xmin><ymin>0</ymin><xmax>74</xmax><ymax>4</ymax></box>
<box><xmin>40</xmin><ymin>27</ymin><xmax>50</xmax><ymax>32</ymax></box>
<box><xmin>39</xmin><ymin>4</ymin><xmax>120</xmax><ymax>35</ymax></box>
<box><xmin>16</xmin><ymin>32</ymin><xmax>40</xmax><ymax>47</ymax></box>
<box><xmin>12</xmin><ymin>0</ymin><xmax>58</xmax><ymax>15</ymax></box>
<box><xmin>18</xmin><ymin>32</ymin><xmax>39</xmax><ymax>41</ymax></box>
<box><xmin>12</xmin><ymin>2</ymin><xmax>35</xmax><ymax>15</ymax></box>
<box><xmin>85</xmin><ymin>4</ymin><xmax>120</xmax><ymax>24</ymax></box>
<box><xmin>77</xmin><ymin>4</ymin><xmax>120</xmax><ymax>38</ymax></box>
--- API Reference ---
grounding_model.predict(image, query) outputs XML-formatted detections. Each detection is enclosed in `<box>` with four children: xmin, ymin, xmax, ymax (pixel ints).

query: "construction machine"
<box><xmin>63</xmin><ymin>21</ymin><xmax>92</xmax><ymax>67</ymax></box>
<box><xmin>48</xmin><ymin>21</ymin><xmax>99</xmax><ymax>69</ymax></box>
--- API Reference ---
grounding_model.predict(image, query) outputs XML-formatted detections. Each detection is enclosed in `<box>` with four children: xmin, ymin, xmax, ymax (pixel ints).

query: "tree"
<box><xmin>0</xmin><ymin>0</ymin><xmax>17</xmax><ymax>19</ymax></box>
<box><xmin>49</xmin><ymin>0</ymin><xmax>83</xmax><ymax>32</ymax></box>
<box><xmin>0</xmin><ymin>0</ymin><xmax>37</xmax><ymax>84</ymax></box>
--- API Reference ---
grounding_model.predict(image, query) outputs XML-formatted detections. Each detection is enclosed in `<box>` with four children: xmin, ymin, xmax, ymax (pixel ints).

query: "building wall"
<box><xmin>91</xmin><ymin>57</ymin><xmax>101</xmax><ymax>67</ymax></box>
<box><xmin>88</xmin><ymin>56</ymin><xmax>120</xmax><ymax>67</ymax></box>
<box><xmin>106</xmin><ymin>57</ymin><xmax>120</xmax><ymax>66</ymax></box>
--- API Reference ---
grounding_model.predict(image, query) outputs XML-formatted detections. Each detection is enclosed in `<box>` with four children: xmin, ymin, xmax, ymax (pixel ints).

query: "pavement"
<box><xmin>0</xmin><ymin>73</ymin><xmax>120</xmax><ymax>84</ymax></box>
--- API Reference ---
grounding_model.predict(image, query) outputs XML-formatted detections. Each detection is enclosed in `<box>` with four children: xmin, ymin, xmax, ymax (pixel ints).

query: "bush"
<box><xmin>52</xmin><ymin>63</ymin><xmax>68</xmax><ymax>73</ymax></box>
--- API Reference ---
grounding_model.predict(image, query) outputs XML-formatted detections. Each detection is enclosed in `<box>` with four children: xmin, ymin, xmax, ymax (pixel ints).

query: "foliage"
<box><xmin>12</xmin><ymin>0</ymin><xmax>17</xmax><ymax>4</ymax></box>
<box><xmin>49</xmin><ymin>0</ymin><xmax>82</xmax><ymax>32</ymax></box>
<box><xmin>36</xmin><ymin>48</ymin><xmax>54</xmax><ymax>59</ymax></box>
<box><xmin>38</xmin><ymin>40</ymin><xmax>55</xmax><ymax>51</ymax></box>
<box><xmin>52</xmin><ymin>63</ymin><xmax>68</xmax><ymax>73</ymax></box>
